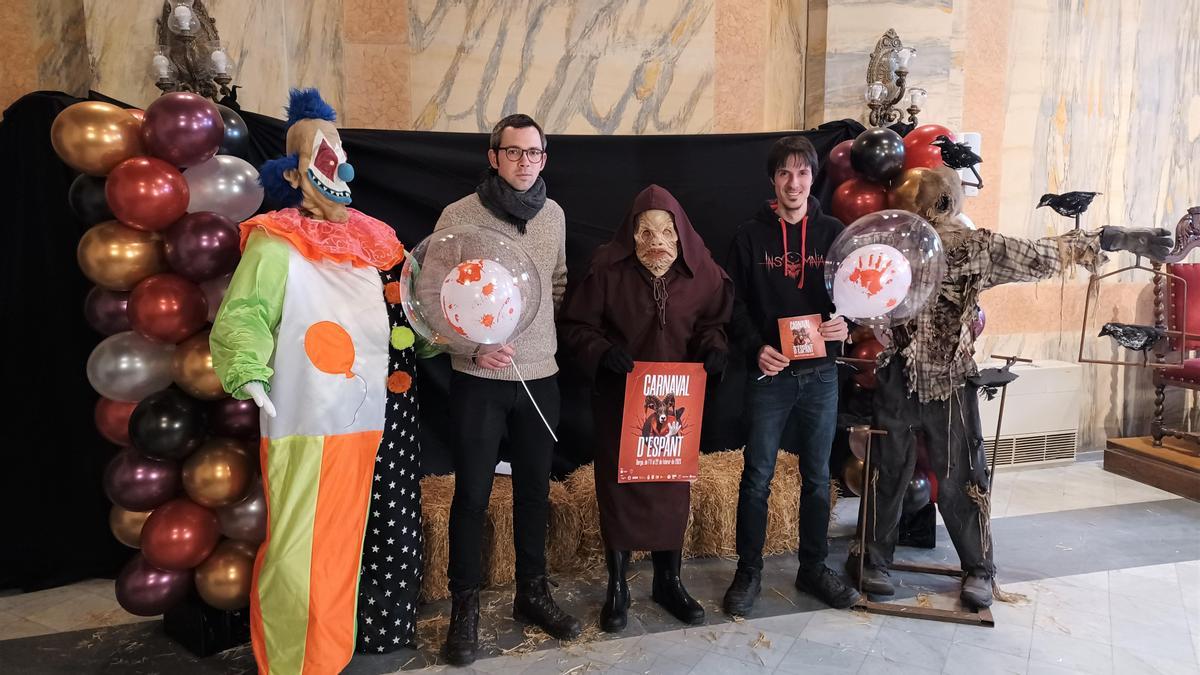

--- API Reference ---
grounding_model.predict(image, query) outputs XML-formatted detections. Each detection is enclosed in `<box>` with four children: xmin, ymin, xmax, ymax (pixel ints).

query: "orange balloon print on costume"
<box><xmin>304</xmin><ymin>321</ymin><xmax>356</xmax><ymax>378</ymax></box>
<box><xmin>455</xmin><ymin>261</ymin><xmax>483</xmax><ymax>284</ymax></box>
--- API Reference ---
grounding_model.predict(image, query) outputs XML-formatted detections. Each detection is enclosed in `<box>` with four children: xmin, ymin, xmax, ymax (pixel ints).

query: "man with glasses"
<box><xmin>437</xmin><ymin>114</ymin><xmax>578</xmax><ymax>666</ymax></box>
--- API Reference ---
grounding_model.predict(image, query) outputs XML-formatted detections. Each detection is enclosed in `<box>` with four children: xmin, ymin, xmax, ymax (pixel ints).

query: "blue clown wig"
<box><xmin>257</xmin><ymin>88</ymin><xmax>338</xmax><ymax>207</ymax></box>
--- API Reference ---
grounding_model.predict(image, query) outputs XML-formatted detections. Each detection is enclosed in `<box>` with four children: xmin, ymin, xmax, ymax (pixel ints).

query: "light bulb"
<box><xmin>909</xmin><ymin>87</ymin><xmax>927</xmax><ymax>108</ymax></box>
<box><xmin>171</xmin><ymin>5</ymin><xmax>193</xmax><ymax>33</ymax></box>
<box><xmin>152</xmin><ymin>54</ymin><xmax>171</xmax><ymax>79</ymax></box>
<box><xmin>211</xmin><ymin>49</ymin><xmax>228</xmax><ymax>74</ymax></box>
<box><xmin>865</xmin><ymin>81</ymin><xmax>887</xmax><ymax>105</ymax></box>
<box><xmin>893</xmin><ymin>47</ymin><xmax>916</xmax><ymax>71</ymax></box>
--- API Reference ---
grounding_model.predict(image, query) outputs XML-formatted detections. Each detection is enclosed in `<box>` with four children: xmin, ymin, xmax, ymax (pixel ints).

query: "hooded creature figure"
<box><xmin>560</xmin><ymin>184</ymin><xmax>732</xmax><ymax>633</ymax></box>
<box><xmin>210</xmin><ymin>88</ymin><xmax>423</xmax><ymax>673</ymax></box>
<box><xmin>854</xmin><ymin>163</ymin><xmax>1172</xmax><ymax>611</ymax></box>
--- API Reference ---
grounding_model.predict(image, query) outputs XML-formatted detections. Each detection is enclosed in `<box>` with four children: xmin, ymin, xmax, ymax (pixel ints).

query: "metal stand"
<box><xmin>849</xmin><ymin>429</ymin><xmax>996</xmax><ymax>627</ymax></box>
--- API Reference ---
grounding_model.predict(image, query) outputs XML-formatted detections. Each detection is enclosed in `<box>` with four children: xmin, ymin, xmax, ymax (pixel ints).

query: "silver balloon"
<box><xmin>217</xmin><ymin>476</ymin><xmax>266</xmax><ymax>544</ymax></box>
<box><xmin>200</xmin><ymin>272</ymin><xmax>233</xmax><ymax>322</ymax></box>
<box><xmin>184</xmin><ymin>155</ymin><xmax>264</xmax><ymax>222</ymax></box>
<box><xmin>86</xmin><ymin>331</ymin><xmax>176</xmax><ymax>402</ymax></box>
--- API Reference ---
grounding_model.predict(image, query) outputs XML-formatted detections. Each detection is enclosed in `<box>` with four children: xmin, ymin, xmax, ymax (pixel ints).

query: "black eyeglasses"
<box><xmin>495</xmin><ymin>146</ymin><xmax>545</xmax><ymax>163</ymax></box>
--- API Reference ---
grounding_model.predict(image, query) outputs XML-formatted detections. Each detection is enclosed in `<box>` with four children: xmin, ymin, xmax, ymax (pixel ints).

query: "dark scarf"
<box><xmin>475</xmin><ymin>169</ymin><xmax>546</xmax><ymax>234</ymax></box>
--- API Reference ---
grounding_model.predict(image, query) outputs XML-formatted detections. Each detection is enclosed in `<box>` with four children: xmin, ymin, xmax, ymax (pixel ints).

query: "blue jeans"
<box><xmin>735</xmin><ymin>363</ymin><xmax>838</xmax><ymax>570</ymax></box>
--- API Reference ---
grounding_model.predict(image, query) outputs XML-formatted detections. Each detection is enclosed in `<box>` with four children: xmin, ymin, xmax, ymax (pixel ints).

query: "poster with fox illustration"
<box><xmin>618</xmin><ymin>362</ymin><xmax>707</xmax><ymax>483</ymax></box>
<box><xmin>777</xmin><ymin>314</ymin><xmax>826</xmax><ymax>360</ymax></box>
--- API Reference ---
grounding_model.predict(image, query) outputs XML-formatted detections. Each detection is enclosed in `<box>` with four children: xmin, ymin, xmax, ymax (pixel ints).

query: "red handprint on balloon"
<box><xmin>848</xmin><ymin>253</ymin><xmax>896</xmax><ymax>298</ymax></box>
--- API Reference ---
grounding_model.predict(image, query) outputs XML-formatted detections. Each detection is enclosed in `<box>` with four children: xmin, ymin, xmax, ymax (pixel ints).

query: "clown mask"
<box><xmin>635</xmin><ymin>209</ymin><xmax>678</xmax><ymax>278</ymax></box>
<box><xmin>283</xmin><ymin>119</ymin><xmax>355</xmax><ymax>223</ymax></box>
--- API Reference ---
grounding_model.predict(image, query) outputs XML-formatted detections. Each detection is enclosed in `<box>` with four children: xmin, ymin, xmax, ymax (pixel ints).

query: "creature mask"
<box><xmin>635</xmin><ymin>209</ymin><xmax>678</xmax><ymax>277</ymax></box>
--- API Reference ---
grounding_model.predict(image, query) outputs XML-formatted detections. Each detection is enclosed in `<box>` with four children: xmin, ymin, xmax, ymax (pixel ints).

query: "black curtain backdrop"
<box><xmin>0</xmin><ymin>89</ymin><xmax>862</xmax><ymax>590</ymax></box>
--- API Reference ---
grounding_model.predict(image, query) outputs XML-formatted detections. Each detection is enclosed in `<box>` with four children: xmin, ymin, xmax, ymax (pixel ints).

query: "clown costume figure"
<box><xmin>210</xmin><ymin>88</ymin><xmax>423</xmax><ymax>674</ymax></box>
<box><xmin>850</xmin><ymin>165</ymin><xmax>1173</xmax><ymax>610</ymax></box>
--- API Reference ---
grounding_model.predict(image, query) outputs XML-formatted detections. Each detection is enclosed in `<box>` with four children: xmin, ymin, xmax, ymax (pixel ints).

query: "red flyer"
<box><xmin>617</xmin><ymin>361</ymin><xmax>707</xmax><ymax>483</ymax></box>
<box><xmin>777</xmin><ymin>314</ymin><xmax>826</xmax><ymax>360</ymax></box>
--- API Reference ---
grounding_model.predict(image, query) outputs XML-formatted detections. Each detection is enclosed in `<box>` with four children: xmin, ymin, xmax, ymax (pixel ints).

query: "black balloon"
<box><xmin>130</xmin><ymin>389</ymin><xmax>207</xmax><ymax>460</ymax></box>
<box><xmin>68</xmin><ymin>174</ymin><xmax>114</xmax><ymax>224</ymax></box>
<box><xmin>210</xmin><ymin>397</ymin><xmax>260</xmax><ymax>440</ymax></box>
<box><xmin>84</xmin><ymin>286</ymin><xmax>132</xmax><ymax>335</ymax></box>
<box><xmin>850</xmin><ymin>128</ymin><xmax>906</xmax><ymax>183</ymax></box>
<box><xmin>903</xmin><ymin>472</ymin><xmax>933</xmax><ymax>515</ymax></box>
<box><xmin>216</xmin><ymin>104</ymin><xmax>251</xmax><ymax>159</ymax></box>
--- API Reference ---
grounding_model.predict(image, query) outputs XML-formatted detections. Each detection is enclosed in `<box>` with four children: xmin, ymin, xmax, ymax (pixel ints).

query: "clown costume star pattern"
<box><xmin>356</xmin><ymin>267</ymin><xmax>424</xmax><ymax>653</ymax></box>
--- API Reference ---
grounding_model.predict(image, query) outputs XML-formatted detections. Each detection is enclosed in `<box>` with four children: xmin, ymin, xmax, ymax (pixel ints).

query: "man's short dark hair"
<box><xmin>490</xmin><ymin>114</ymin><xmax>547</xmax><ymax>151</ymax></box>
<box><xmin>766</xmin><ymin>136</ymin><xmax>818</xmax><ymax>177</ymax></box>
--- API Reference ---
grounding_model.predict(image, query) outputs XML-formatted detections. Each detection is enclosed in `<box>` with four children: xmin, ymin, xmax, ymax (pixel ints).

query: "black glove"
<box><xmin>1100</xmin><ymin>226</ymin><xmax>1174</xmax><ymax>260</ymax></box>
<box><xmin>600</xmin><ymin>345</ymin><xmax>634</xmax><ymax>374</ymax></box>
<box><xmin>703</xmin><ymin>350</ymin><xmax>728</xmax><ymax>376</ymax></box>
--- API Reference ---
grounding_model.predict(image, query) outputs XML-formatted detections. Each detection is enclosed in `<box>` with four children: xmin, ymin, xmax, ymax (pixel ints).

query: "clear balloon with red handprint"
<box><xmin>824</xmin><ymin>209</ymin><xmax>945</xmax><ymax>329</ymax></box>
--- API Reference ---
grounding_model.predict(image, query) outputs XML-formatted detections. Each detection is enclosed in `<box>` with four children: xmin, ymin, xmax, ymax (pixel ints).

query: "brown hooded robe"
<box><xmin>560</xmin><ymin>185</ymin><xmax>733</xmax><ymax>551</ymax></box>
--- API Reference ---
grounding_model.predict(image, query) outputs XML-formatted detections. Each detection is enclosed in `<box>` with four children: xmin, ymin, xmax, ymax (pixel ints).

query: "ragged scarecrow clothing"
<box><xmin>560</xmin><ymin>184</ymin><xmax>732</xmax><ymax>551</ymax></box>
<box><xmin>883</xmin><ymin>228</ymin><xmax>1105</xmax><ymax>402</ymax></box>
<box><xmin>210</xmin><ymin>207</ymin><xmax>404</xmax><ymax>675</ymax></box>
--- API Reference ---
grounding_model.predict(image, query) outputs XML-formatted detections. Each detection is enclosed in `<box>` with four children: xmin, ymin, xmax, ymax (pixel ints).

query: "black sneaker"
<box><xmin>722</xmin><ymin>567</ymin><xmax>761</xmax><ymax>616</ymax></box>
<box><xmin>796</xmin><ymin>564</ymin><xmax>862</xmax><ymax>609</ymax></box>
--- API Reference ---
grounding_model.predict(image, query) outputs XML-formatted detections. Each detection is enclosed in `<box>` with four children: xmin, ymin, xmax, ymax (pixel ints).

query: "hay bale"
<box><xmin>419</xmin><ymin>474</ymin><xmax>455</xmax><ymax>602</ymax></box>
<box><xmin>546</xmin><ymin>480</ymin><xmax>582</xmax><ymax>574</ymax></box>
<box><xmin>688</xmin><ymin>451</ymin><xmax>743</xmax><ymax>557</ymax></box>
<box><xmin>563</xmin><ymin>465</ymin><xmax>603</xmax><ymax>570</ymax></box>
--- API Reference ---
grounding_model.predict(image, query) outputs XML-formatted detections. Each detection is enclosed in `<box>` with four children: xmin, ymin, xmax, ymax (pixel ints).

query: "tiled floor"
<box><xmin>1</xmin><ymin>458</ymin><xmax>1197</xmax><ymax>674</ymax></box>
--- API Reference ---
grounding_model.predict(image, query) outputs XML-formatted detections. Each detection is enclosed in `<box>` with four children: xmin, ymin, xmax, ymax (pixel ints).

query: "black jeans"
<box><xmin>447</xmin><ymin>372</ymin><xmax>560</xmax><ymax>592</ymax></box>
<box><xmin>865</xmin><ymin>357</ymin><xmax>995</xmax><ymax>576</ymax></box>
<box><xmin>735</xmin><ymin>363</ymin><xmax>839</xmax><ymax>571</ymax></box>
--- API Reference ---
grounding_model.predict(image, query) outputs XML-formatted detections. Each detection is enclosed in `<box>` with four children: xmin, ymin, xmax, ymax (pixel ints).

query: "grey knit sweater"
<box><xmin>431</xmin><ymin>193</ymin><xmax>567</xmax><ymax>381</ymax></box>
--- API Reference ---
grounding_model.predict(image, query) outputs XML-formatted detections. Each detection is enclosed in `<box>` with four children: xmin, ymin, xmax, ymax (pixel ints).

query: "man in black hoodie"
<box><xmin>722</xmin><ymin>136</ymin><xmax>862</xmax><ymax>614</ymax></box>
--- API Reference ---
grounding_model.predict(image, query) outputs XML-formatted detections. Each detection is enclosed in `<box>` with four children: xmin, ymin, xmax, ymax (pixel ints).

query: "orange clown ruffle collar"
<box><xmin>239</xmin><ymin>208</ymin><xmax>404</xmax><ymax>269</ymax></box>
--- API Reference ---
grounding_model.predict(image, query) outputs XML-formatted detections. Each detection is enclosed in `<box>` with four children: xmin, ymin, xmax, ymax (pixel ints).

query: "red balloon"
<box><xmin>850</xmin><ymin>338</ymin><xmax>885</xmax><ymax>389</ymax></box>
<box><xmin>826</xmin><ymin>140</ymin><xmax>857</xmax><ymax>186</ymax></box>
<box><xmin>831</xmin><ymin>178</ymin><xmax>888</xmax><ymax>225</ymax></box>
<box><xmin>106</xmin><ymin>157</ymin><xmax>189</xmax><ymax>231</ymax></box>
<box><xmin>115</xmin><ymin>553</ymin><xmax>192</xmax><ymax>616</ymax></box>
<box><xmin>128</xmin><ymin>273</ymin><xmax>208</xmax><ymax>343</ymax></box>
<box><xmin>141</xmin><ymin>92</ymin><xmax>224</xmax><ymax>168</ymax></box>
<box><xmin>210</xmin><ymin>397</ymin><xmax>261</xmax><ymax>440</ymax></box>
<box><xmin>95</xmin><ymin>397</ymin><xmax>137</xmax><ymax>446</ymax></box>
<box><xmin>164</xmin><ymin>212</ymin><xmax>241</xmax><ymax>282</ymax></box>
<box><xmin>903</xmin><ymin>124</ymin><xmax>955</xmax><ymax>171</ymax></box>
<box><xmin>141</xmin><ymin>498</ymin><xmax>220</xmax><ymax>571</ymax></box>
<box><xmin>84</xmin><ymin>287</ymin><xmax>132</xmax><ymax>335</ymax></box>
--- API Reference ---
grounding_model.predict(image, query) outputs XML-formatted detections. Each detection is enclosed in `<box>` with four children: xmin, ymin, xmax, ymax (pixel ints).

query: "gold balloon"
<box><xmin>195</xmin><ymin>540</ymin><xmax>255</xmax><ymax>610</ymax></box>
<box><xmin>173</xmin><ymin>330</ymin><xmax>226</xmax><ymax>400</ymax></box>
<box><xmin>109</xmin><ymin>504</ymin><xmax>153</xmax><ymax>548</ymax></box>
<box><xmin>77</xmin><ymin>221</ymin><xmax>166</xmax><ymax>291</ymax></box>
<box><xmin>183</xmin><ymin>439</ymin><xmax>253</xmax><ymax>508</ymax></box>
<box><xmin>886</xmin><ymin>167</ymin><xmax>934</xmax><ymax>214</ymax></box>
<box><xmin>50</xmin><ymin>101</ymin><xmax>144</xmax><ymax>176</ymax></box>
<box><xmin>842</xmin><ymin>457</ymin><xmax>866</xmax><ymax>497</ymax></box>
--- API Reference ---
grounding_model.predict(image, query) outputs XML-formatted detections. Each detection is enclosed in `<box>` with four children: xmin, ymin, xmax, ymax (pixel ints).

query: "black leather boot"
<box><xmin>600</xmin><ymin>549</ymin><xmax>630</xmax><ymax>633</ymax></box>
<box><xmin>513</xmin><ymin>575</ymin><xmax>582</xmax><ymax>640</ymax></box>
<box><xmin>650</xmin><ymin>550</ymin><xmax>704</xmax><ymax>625</ymax></box>
<box><xmin>442</xmin><ymin>587</ymin><xmax>479</xmax><ymax>666</ymax></box>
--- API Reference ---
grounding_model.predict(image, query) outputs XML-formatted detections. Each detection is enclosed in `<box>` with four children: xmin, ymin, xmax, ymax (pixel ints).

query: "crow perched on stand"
<box><xmin>1037</xmin><ymin>191</ymin><xmax>1101</xmax><ymax>230</ymax></box>
<box><xmin>931</xmin><ymin>135</ymin><xmax>983</xmax><ymax>190</ymax></box>
<box><xmin>1099</xmin><ymin>322</ymin><xmax>1166</xmax><ymax>365</ymax></box>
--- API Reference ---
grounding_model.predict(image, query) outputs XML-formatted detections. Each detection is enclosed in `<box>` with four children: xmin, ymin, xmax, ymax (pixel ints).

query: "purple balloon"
<box><xmin>217</xmin><ymin>477</ymin><xmax>266</xmax><ymax>544</ymax></box>
<box><xmin>971</xmin><ymin>306</ymin><xmax>986</xmax><ymax>339</ymax></box>
<box><xmin>200</xmin><ymin>273</ymin><xmax>232</xmax><ymax>322</ymax></box>
<box><xmin>103</xmin><ymin>447</ymin><xmax>181</xmax><ymax>511</ymax></box>
<box><xmin>115</xmin><ymin>553</ymin><xmax>193</xmax><ymax>616</ymax></box>
<box><xmin>210</xmin><ymin>397</ymin><xmax>260</xmax><ymax>440</ymax></box>
<box><xmin>163</xmin><ymin>212</ymin><xmax>240</xmax><ymax>282</ymax></box>
<box><xmin>141</xmin><ymin>92</ymin><xmax>224</xmax><ymax>168</ymax></box>
<box><xmin>84</xmin><ymin>287</ymin><xmax>131</xmax><ymax>335</ymax></box>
